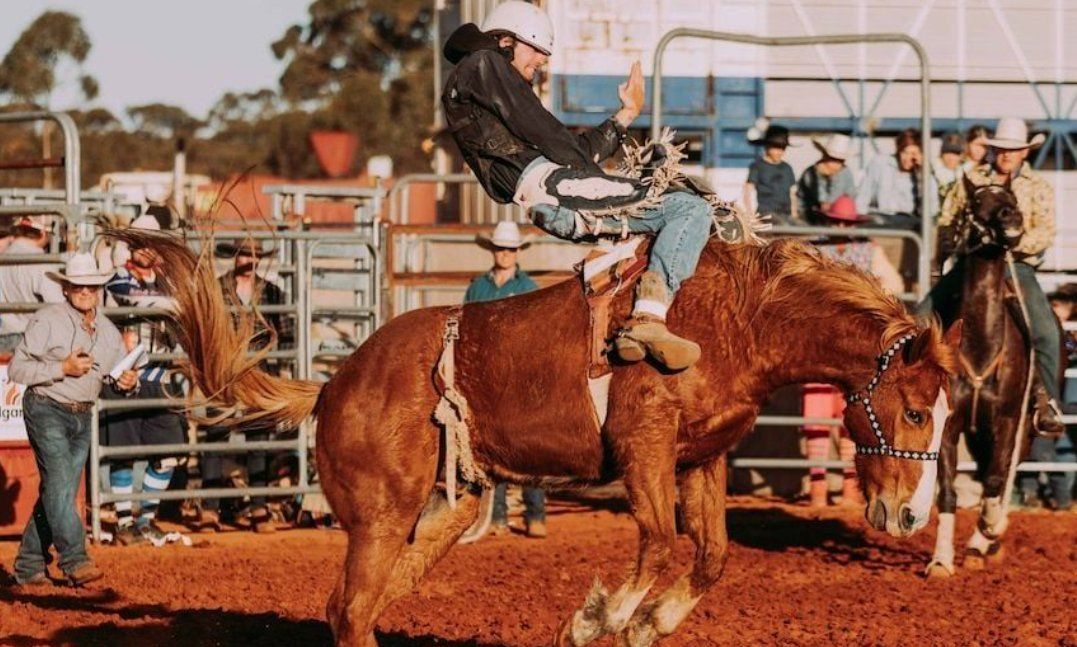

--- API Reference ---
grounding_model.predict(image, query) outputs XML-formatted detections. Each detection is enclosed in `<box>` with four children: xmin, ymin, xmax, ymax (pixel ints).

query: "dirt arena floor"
<box><xmin>1</xmin><ymin>496</ymin><xmax>1075</xmax><ymax>646</ymax></box>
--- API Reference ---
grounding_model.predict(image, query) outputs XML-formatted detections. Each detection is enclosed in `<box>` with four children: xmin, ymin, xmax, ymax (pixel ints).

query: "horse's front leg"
<box><xmin>554</xmin><ymin>412</ymin><xmax>678</xmax><ymax>647</ymax></box>
<box><xmin>927</xmin><ymin>418</ymin><xmax>962</xmax><ymax>577</ymax></box>
<box><xmin>619</xmin><ymin>455</ymin><xmax>729</xmax><ymax>647</ymax></box>
<box><xmin>966</xmin><ymin>412</ymin><xmax>1023</xmax><ymax>568</ymax></box>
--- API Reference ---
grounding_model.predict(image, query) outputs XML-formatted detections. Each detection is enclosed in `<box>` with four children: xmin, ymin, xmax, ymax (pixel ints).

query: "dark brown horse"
<box><xmin>112</xmin><ymin>228</ymin><xmax>959</xmax><ymax>647</ymax></box>
<box><xmin>926</xmin><ymin>177</ymin><xmax>1033</xmax><ymax>576</ymax></box>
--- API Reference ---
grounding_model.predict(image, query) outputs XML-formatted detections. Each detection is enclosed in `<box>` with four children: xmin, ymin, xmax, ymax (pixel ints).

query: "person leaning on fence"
<box><xmin>920</xmin><ymin>117</ymin><xmax>1064</xmax><ymax>437</ymax></box>
<box><xmin>193</xmin><ymin>239</ymin><xmax>292</xmax><ymax>534</ymax></box>
<box><xmin>796</xmin><ymin>134</ymin><xmax>857</xmax><ymax>224</ymax></box>
<box><xmin>744</xmin><ymin>125</ymin><xmax>798</xmax><ymax>224</ymax></box>
<box><xmin>9</xmin><ymin>253</ymin><xmax>138</xmax><ymax>587</ymax></box>
<box><xmin>101</xmin><ymin>215</ymin><xmax>187</xmax><ymax>547</ymax></box>
<box><xmin>801</xmin><ymin>195</ymin><xmax>902</xmax><ymax>507</ymax></box>
<box><xmin>0</xmin><ymin>216</ymin><xmax>64</xmax><ymax>353</ymax></box>
<box><xmin>441</xmin><ymin>1</ymin><xmax>713</xmax><ymax>370</ymax></box>
<box><xmin>459</xmin><ymin>221</ymin><xmax>547</xmax><ymax>540</ymax></box>
<box><xmin>963</xmin><ymin>124</ymin><xmax>991</xmax><ymax>173</ymax></box>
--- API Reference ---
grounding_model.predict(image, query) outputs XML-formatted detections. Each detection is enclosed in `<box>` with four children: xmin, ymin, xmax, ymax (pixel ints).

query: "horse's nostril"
<box><xmin>899</xmin><ymin>505</ymin><xmax>916</xmax><ymax>532</ymax></box>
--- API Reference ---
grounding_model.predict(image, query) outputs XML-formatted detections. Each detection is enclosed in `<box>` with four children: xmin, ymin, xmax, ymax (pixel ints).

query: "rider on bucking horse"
<box><xmin>441</xmin><ymin>1</ymin><xmax>714</xmax><ymax>371</ymax></box>
<box><xmin>920</xmin><ymin>117</ymin><xmax>1065</xmax><ymax>436</ymax></box>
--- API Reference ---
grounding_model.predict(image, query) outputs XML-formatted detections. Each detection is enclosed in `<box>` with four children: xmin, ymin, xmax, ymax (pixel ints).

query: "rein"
<box><xmin>957</xmin><ymin>348</ymin><xmax>1005</xmax><ymax>431</ymax></box>
<box><xmin>845</xmin><ymin>333</ymin><xmax>938</xmax><ymax>461</ymax></box>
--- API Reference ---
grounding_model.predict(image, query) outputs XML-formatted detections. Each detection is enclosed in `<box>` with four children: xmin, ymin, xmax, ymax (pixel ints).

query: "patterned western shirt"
<box><xmin>937</xmin><ymin>161</ymin><xmax>1055</xmax><ymax>264</ymax></box>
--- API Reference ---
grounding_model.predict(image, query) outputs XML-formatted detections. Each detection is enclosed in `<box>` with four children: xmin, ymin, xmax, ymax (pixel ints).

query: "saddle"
<box><xmin>578</xmin><ymin>237</ymin><xmax>652</xmax><ymax>378</ymax></box>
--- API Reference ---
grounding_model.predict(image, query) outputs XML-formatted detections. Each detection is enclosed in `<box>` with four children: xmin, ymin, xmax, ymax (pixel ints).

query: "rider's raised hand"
<box><xmin>616</xmin><ymin>61</ymin><xmax>645</xmax><ymax>127</ymax></box>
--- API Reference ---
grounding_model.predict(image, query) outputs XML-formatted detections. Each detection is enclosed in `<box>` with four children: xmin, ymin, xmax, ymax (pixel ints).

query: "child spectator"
<box><xmin>744</xmin><ymin>125</ymin><xmax>797</xmax><ymax>224</ymax></box>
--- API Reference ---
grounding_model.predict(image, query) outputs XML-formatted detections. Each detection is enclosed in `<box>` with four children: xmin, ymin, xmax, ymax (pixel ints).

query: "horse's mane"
<box><xmin>701</xmin><ymin>238</ymin><xmax>919</xmax><ymax>352</ymax></box>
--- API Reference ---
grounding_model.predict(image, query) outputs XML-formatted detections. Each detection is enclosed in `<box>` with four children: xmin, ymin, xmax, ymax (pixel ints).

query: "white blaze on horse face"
<box><xmin>907</xmin><ymin>388</ymin><xmax>951</xmax><ymax>529</ymax></box>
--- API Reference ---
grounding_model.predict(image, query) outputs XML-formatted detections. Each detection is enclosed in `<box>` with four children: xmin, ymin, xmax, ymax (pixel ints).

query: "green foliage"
<box><xmin>0</xmin><ymin>3</ymin><xmax>436</xmax><ymax>189</ymax></box>
<box><xmin>0</xmin><ymin>11</ymin><xmax>97</xmax><ymax>106</ymax></box>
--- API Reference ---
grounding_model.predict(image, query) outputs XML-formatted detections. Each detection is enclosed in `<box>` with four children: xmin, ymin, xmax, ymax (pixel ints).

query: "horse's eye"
<box><xmin>904</xmin><ymin>408</ymin><xmax>925</xmax><ymax>426</ymax></box>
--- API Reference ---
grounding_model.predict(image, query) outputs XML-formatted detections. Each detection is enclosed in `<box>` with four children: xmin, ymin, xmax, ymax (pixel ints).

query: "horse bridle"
<box><xmin>956</xmin><ymin>185</ymin><xmax>1021</xmax><ymax>256</ymax></box>
<box><xmin>845</xmin><ymin>333</ymin><xmax>939</xmax><ymax>461</ymax></box>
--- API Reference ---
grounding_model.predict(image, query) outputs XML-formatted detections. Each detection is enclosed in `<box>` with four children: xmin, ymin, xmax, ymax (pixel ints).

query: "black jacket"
<box><xmin>441</xmin><ymin>23</ymin><xmax>625</xmax><ymax>204</ymax></box>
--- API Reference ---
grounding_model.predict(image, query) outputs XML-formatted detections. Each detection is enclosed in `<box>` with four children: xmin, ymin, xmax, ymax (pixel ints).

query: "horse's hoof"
<box><xmin>985</xmin><ymin>543</ymin><xmax>1006</xmax><ymax>564</ymax></box>
<box><xmin>964</xmin><ymin>553</ymin><xmax>986</xmax><ymax>570</ymax></box>
<box><xmin>924</xmin><ymin>562</ymin><xmax>954</xmax><ymax>579</ymax></box>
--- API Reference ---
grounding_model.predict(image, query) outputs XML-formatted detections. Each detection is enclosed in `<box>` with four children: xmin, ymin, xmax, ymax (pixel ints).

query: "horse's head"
<box><xmin>958</xmin><ymin>173</ymin><xmax>1023</xmax><ymax>255</ymax></box>
<box><xmin>844</xmin><ymin>321</ymin><xmax>962</xmax><ymax>537</ymax></box>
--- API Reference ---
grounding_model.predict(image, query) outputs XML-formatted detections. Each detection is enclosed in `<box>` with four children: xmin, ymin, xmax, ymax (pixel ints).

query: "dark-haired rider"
<box><xmin>441</xmin><ymin>1</ymin><xmax>713</xmax><ymax>371</ymax></box>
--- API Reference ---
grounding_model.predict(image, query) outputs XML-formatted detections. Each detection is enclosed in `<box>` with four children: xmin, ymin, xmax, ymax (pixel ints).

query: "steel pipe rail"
<box><xmin>98</xmin><ymin>440</ymin><xmax>305</xmax><ymax>458</ymax></box>
<box><xmin>98</xmin><ymin>485</ymin><xmax>321</xmax><ymax>504</ymax></box>
<box><xmin>388</xmin><ymin>173</ymin><xmax>476</xmax><ymax>224</ymax></box>
<box><xmin>0</xmin><ymin>111</ymin><xmax>81</xmax><ymax>220</ymax></box>
<box><xmin>652</xmin><ymin>29</ymin><xmax>933</xmax><ymax>296</ymax></box>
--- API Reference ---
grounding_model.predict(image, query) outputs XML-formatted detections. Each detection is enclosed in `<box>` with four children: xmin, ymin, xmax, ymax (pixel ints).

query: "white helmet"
<box><xmin>482</xmin><ymin>1</ymin><xmax>554</xmax><ymax>55</ymax></box>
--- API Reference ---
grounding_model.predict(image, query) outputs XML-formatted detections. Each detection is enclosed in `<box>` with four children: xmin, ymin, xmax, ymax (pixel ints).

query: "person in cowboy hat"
<box><xmin>196</xmin><ymin>237</ymin><xmax>291</xmax><ymax>534</ymax></box>
<box><xmin>441</xmin><ymin>0</ymin><xmax>712</xmax><ymax>370</ymax></box>
<box><xmin>100</xmin><ymin>214</ymin><xmax>187</xmax><ymax>546</ymax></box>
<box><xmin>744</xmin><ymin>124</ymin><xmax>797</xmax><ymax>223</ymax></box>
<box><xmin>925</xmin><ymin>117</ymin><xmax>1063</xmax><ymax>435</ymax></box>
<box><xmin>461</xmin><ymin>220</ymin><xmax>546</xmax><ymax>539</ymax></box>
<box><xmin>0</xmin><ymin>216</ymin><xmax>65</xmax><ymax>353</ymax></box>
<box><xmin>9</xmin><ymin>253</ymin><xmax>139</xmax><ymax>587</ymax></box>
<box><xmin>796</xmin><ymin>133</ymin><xmax>857</xmax><ymax>224</ymax></box>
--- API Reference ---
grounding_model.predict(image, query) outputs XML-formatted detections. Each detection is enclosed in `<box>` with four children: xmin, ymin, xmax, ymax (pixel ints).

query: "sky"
<box><xmin>0</xmin><ymin>0</ymin><xmax>313</xmax><ymax>121</ymax></box>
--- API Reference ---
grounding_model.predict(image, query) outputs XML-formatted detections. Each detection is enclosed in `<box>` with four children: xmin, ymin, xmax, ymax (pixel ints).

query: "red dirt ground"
<box><xmin>1</xmin><ymin>497</ymin><xmax>1075</xmax><ymax>646</ymax></box>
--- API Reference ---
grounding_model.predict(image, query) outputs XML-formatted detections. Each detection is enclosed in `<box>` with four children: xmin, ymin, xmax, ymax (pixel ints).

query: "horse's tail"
<box><xmin>105</xmin><ymin>226</ymin><xmax>323</xmax><ymax>429</ymax></box>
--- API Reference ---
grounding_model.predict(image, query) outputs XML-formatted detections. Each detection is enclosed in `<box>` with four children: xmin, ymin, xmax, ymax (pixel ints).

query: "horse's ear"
<box><xmin>962</xmin><ymin>172</ymin><xmax>977</xmax><ymax>198</ymax></box>
<box><xmin>903</xmin><ymin>327</ymin><xmax>935</xmax><ymax>366</ymax></box>
<box><xmin>944</xmin><ymin>320</ymin><xmax>963</xmax><ymax>349</ymax></box>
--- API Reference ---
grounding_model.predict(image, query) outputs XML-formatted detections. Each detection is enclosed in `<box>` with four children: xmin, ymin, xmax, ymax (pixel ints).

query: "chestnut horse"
<box><xmin>926</xmin><ymin>177</ymin><xmax>1033</xmax><ymax>576</ymax></box>
<box><xmin>111</xmin><ymin>229</ymin><xmax>958</xmax><ymax>647</ymax></box>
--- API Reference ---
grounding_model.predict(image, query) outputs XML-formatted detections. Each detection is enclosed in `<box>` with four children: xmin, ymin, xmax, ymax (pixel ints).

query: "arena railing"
<box><xmin>0</xmin><ymin>111</ymin><xmax>83</xmax><ymax>229</ymax></box>
<box><xmin>651</xmin><ymin>29</ymin><xmax>934</xmax><ymax>298</ymax></box>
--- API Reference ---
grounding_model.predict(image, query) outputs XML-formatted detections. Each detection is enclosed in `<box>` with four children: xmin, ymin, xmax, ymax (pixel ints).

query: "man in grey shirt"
<box><xmin>9</xmin><ymin>253</ymin><xmax>138</xmax><ymax>587</ymax></box>
<box><xmin>0</xmin><ymin>217</ymin><xmax>64</xmax><ymax>352</ymax></box>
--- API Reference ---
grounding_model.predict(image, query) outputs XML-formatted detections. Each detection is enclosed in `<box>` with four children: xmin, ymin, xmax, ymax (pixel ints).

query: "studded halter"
<box><xmin>845</xmin><ymin>333</ymin><xmax>939</xmax><ymax>462</ymax></box>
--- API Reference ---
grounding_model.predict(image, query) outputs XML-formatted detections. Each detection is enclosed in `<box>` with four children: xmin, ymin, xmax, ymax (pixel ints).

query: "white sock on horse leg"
<box><xmin>932</xmin><ymin>512</ymin><xmax>956</xmax><ymax>567</ymax></box>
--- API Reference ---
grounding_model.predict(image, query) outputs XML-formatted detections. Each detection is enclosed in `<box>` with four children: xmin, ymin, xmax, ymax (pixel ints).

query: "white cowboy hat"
<box><xmin>811</xmin><ymin>134</ymin><xmax>853</xmax><ymax>161</ymax></box>
<box><xmin>477</xmin><ymin>220</ymin><xmax>533</xmax><ymax>250</ymax></box>
<box><xmin>46</xmin><ymin>253</ymin><xmax>113</xmax><ymax>286</ymax></box>
<box><xmin>984</xmin><ymin>118</ymin><xmax>1045</xmax><ymax>150</ymax></box>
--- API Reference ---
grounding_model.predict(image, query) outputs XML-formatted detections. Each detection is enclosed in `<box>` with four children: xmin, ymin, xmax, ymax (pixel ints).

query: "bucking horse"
<box><xmin>111</xmin><ymin>218</ymin><xmax>959</xmax><ymax>646</ymax></box>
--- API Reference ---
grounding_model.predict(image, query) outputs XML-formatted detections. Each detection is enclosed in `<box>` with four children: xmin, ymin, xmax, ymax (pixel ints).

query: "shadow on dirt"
<box><xmin>725</xmin><ymin>506</ymin><xmax>925</xmax><ymax>569</ymax></box>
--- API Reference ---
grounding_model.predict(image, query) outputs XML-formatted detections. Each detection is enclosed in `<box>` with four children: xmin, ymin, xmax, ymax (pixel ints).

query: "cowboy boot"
<box><xmin>614</xmin><ymin>271</ymin><xmax>701</xmax><ymax>370</ymax></box>
<box><xmin>1031</xmin><ymin>383</ymin><xmax>1064</xmax><ymax>437</ymax></box>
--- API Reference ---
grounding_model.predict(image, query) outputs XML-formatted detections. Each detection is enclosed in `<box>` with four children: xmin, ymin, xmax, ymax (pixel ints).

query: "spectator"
<box><xmin>194</xmin><ymin>238</ymin><xmax>291</xmax><ymax>534</ymax></box>
<box><xmin>744</xmin><ymin>125</ymin><xmax>797</xmax><ymax>224</ymax></box>
<box><xmin>856</xmin><ymin>128</ymin><xmax>936</xmax><ymax>230</ymax></box>
<box><xmin>802</xmin><ymin>195</ymin><xmax>902</xmax><ymax>507</ymax></box>
<box><xmin>963</xmin><ymin>124</ymin><xmax>991</xmax><ymax>173</ymax></box>
<box><xmin>927</xmin><ymin>117</ymin><xmax>1063</xmax><ymax>436</ymax></box>
<box><xmin>461</xmin><ymin>221</ymin><xmax>547</xmax><ymax>539</ymax></box>
<box><xmin>10</xmin><ymin>253</ymin><xmax>138</xmax><ymax>586</ymax></box>
<box><xmin>933</xmin><ymin>132</ymin><xmax>965</xmax><ymax>208</ymax></box>
<box><xmin>101</xmin><ymin>215</ymin><xmax>186</xmax><ymax>546</ymax></box>
<box><xmin>1019</xmin><ymin>283</ymin><xmax>1076</xmax><ymax>510</ymax></box>
<box><xmin>796</xmin><ymin>134</ymin><xmax>856</xmax><ymax>224</ymax></box>
<box><xmin>0</xmin><ymin>217</ymin><xmax>64</xmax><ymax>353</ymax></box>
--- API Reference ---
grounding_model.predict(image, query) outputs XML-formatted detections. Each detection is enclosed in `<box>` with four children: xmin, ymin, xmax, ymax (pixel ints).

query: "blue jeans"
<box><xmin>530</xmin><ymin>190</ymin><xmax>713</xmax><ymax>296</ymax></box>
<box><xmin>14</xmin><ymin>392</ymin><xmax>93</xmax><ymax>581</ymax></box>
<box><xmin>918</xmin><ymin>260</ymin><xmax>1062</xmax><ymax>401</ymax></box>
<box><xmin>491</xmin><ymin>483</ymin><xmax>546</xmax><ymax>525</ymax></box>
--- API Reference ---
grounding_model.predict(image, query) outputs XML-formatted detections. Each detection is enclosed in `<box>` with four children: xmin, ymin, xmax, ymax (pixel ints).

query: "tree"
<box><xmin>127</xmin><ymin>103</ymin><xmax>204</xmax><ymax>139</ymax></box>
<box><xmin>0</xmin><ymin>11</ymin><xmax>97</xmax><ymax>107</ymax></box>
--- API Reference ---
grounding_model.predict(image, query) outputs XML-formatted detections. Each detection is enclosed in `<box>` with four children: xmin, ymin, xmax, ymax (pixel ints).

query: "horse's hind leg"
<box><xmin>372</xmin><ymin>489</ymin><xmax>482</xmax><ymax>618</ymax></box>
<box><xmin>619</xmin><ymin>456</ymin><xmax>730</xmax><ymax>647</ymax></box>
